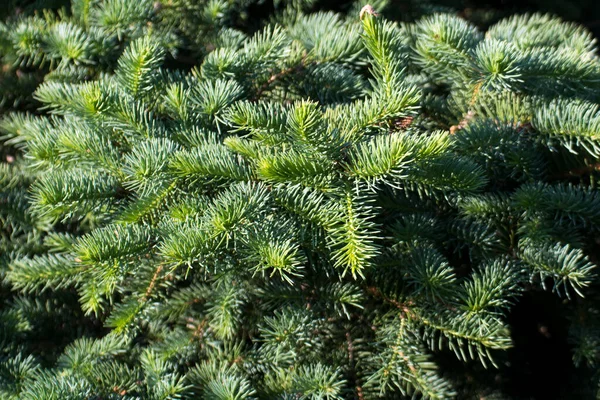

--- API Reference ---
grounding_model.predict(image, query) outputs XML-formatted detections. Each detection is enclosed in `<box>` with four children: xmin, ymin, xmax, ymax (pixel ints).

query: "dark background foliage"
<box><xmin>3</xmin><ymin>0</ymin><xmax>599</xmax><ymax>42</ymax></box>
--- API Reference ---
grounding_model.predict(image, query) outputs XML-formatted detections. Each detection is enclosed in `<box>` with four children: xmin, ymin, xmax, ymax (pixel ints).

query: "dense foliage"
<box><xmin>1</xmin><ymin>0</ymin><xmax>600</xmax><ymax>398</ymax></box>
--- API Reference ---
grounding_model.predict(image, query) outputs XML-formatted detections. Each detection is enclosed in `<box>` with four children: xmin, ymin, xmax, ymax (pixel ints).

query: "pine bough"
<box><xmin>1</xmin><ymin>2</ymin><xmax>600</xmax><ymax>399</ymax></box>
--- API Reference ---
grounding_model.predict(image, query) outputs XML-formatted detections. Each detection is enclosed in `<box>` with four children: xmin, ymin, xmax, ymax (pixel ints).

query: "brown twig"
<box><xmin>254</xmin><ymin>55</ymin><xmax>308</xmax><ymax>100</ymax></box>
<box><xmin>449</xmin><ymin>110</ymin><xmax>475</xmax><ymax>135</ymax></box>
<box><xmin>394</xmin><ymin>116</ymin><xmax>414</xmax><ymax>131</ymax></box>
<box><xmin>365</xmin><ymin>286</ymin><xmax>414</xmax><ymax>317</ymax></box>
<box><xmin>554</xmin><ymin>163</ymin><xmax>600</xmax><ymax>179</ymax></box>
<box><xmin>187</xmin><ymin>317</ymin><xmax>209</xmax><ymax>341</ymax></box>
<box><xmin>346</xmin><ymin>331</ymin><xmax>365</xmax><ymax>400</ymax></box>
<box><xmin>143</xmin><ymin>264</ymin><xmax>164</xmax><ymax>301</ymax></box>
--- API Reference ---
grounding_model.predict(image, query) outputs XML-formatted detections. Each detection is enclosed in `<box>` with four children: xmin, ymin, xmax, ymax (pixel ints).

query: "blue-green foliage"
<box><xmin>1</xmin><ymin>2</ymin><xmax>600</xmax><ymax>399</ymax></box>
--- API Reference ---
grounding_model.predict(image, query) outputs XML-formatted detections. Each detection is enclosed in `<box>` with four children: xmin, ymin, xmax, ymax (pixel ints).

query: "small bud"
<box><xmin>360</xmin><ymin>5</ymin><xmax>379</xmax><ymax>20</ymax></box>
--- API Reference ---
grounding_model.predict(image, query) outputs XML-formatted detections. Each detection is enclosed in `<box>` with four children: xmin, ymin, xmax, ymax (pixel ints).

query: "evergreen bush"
<box><xmin>1</xmin><ymin>0</ymin><xmax>600</xmax><ymax>398</ymax></box>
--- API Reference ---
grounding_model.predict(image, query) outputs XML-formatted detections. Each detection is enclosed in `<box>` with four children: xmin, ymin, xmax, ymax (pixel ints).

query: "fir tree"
<box><xmin>1</xmin><ymin>1</ymin><xmax>600</xmax><ymax>399</ymax></box>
